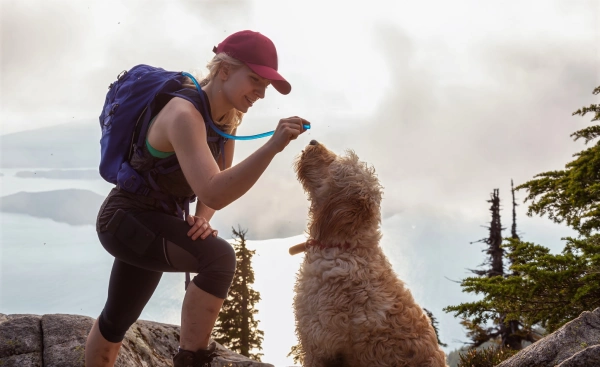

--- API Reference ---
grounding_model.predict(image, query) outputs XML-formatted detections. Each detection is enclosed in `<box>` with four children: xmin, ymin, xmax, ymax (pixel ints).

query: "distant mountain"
<box><xmin>15</xmin><ymin>169</ymin><xmax>101</xmax><ymax>180</ymax></box>
<box><xmin>0</xmin><ymin>189</ymin><xmax>105</xmax><ymax>226</ymax></box>
<box><xmin>0</xmin><ymin>121</ymin><xmax>100</xmax><ymax>168</ymax></box>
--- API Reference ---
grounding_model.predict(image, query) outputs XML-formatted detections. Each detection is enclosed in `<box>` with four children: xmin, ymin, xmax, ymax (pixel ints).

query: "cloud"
<box><xmin>2</xmin><ymin>2</ymin><xmax>598</xmax><ymax>357</ymax></box>
<box><xmin>1</xmin><ymin>1</ymin><xmax>92</xmax><ymax>122</ymax></box>
<box><xmin>174</xmin><ymin>0</ymin><xmax>252</xmax><ymax>30</ymax></box>
<box><xmin>2</xmin><ymin>1</ymin><xmax>598</xmax><ymax>241</ymax></box>
<box><xmin>355</xmin><ymin>22</ymin><xmax>599</xmax><ymax>220</ymax></box>
<box><xmin>0</xmin><ymin>0</ymin><xmax>254</xmax><ymax>131</ymax></box>
<box><xmin>213</xmin><ymin>15</ymin><xmax>599</xmax><ymax>239</ymax></box>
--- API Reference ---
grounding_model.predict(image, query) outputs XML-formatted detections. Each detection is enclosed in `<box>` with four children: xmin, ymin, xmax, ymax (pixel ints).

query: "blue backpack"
<box><xmin>98</xmin><ymin>64</ymin><xmax>227</xmax><ymax>220</ymax></box>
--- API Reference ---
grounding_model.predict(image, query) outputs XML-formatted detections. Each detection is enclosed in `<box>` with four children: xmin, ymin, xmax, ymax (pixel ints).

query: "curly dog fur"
<box><xmin>292</xmin><ymin>141</ymin><xmax>447</xmax><ymax>367</ymax></box>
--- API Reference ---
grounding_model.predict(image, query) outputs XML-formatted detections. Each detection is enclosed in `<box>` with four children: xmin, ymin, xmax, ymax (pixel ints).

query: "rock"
<box><xmin>558</xmin><ymin>345</ymin><xmax>600</xmax><ymax>367</ymax></box>
<box><xmin>0</xmin><ymin>313</ymin><xmax>273</xmax><ymax>367</ymax></box>
<box><xmin>496</xmin><ymin>307</ymin><xmax>600</xmax><ymax>367</ymax></box>
<box><xmin>0</xmin><ymin>314</ymin><xmax>43</xmax><ymax>367</ymax></box>
<box><xmin>41</xmin><ymin>314</ymin><xmax>93</xmax><ymax>367</ymax></box>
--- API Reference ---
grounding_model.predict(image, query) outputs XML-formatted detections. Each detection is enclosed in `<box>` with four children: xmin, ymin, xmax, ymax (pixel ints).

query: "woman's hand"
<box><xmin>186</xmin><ymin>214</ymin><xmax>218</xmax><ymax>240</ymax></box>
<box><xmin>267</xmin><ymin>116</ymin><xmax>311</xmax><ymax>153</ymax></box>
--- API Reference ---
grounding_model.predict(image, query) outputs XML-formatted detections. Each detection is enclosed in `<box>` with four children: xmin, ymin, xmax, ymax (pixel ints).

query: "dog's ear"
<box><xmin>311</xmin><ymin>150</ymin><xmax>383</xmax><ymax>242</ymax></box>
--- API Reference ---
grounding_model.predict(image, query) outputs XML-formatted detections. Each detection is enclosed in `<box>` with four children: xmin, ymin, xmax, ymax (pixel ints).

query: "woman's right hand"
<box><xmin>267</xmin><ymin>116</ymin><xmax>311</xmax><ymax>153</ymax></box>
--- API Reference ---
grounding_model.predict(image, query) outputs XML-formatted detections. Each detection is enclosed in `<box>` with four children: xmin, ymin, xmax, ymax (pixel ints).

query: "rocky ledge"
<box><xmin>0</xmin><ymin>313</ymin><xmax>273</xmax><ymax>366</ymax></box>
<box><xmin>496</xmin><ymin>307</ymin><xmax>600</xmax><ymax>367</ymax></box>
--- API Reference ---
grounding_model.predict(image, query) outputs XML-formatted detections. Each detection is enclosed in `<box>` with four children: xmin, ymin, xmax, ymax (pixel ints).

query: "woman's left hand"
<box><xmin>186</xmin><ymin>215</ymin><xmax>218</xmax><ymax>240</ymax></box>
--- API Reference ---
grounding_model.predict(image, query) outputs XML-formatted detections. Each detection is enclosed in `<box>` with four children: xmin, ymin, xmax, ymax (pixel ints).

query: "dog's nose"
<box><xmin>309</xmin><ymin>139</ymin><xmax>318</xmax><ymax>146</ymax></box>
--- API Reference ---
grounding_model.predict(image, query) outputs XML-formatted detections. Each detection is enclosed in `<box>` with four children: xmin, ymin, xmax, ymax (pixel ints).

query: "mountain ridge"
<box><xmin>1</xmin><ymin>121</ymin><xmax>100</xmax><ymax>169</ymax></box>
<box><xmin>0</xmin><ymin>188</ymin><xmax>105</xmax><ymax>226</ymax></box>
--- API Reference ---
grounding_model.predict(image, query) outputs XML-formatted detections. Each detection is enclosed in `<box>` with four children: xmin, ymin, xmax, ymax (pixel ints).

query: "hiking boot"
<box><xmin>173</xmin><ymin>341</ymin><xmax>219</xmax><ymax>367</ymax></box>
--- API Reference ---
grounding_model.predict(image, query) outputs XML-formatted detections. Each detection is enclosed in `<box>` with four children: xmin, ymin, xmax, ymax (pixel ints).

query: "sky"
<box><xmin>2</xmin><ymin>0</ymin><xmax>599</xmax><ymax>239</ymax></box>
<box><xmin>2</xmin><ymin>0</ymin><xmax>600</xmax><ymax>364</ymax></box>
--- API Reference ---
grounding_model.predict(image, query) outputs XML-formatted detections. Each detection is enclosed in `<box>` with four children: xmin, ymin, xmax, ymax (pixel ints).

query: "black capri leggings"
<box><xmin>96</xmin><ymin>209</ymin><xmax>236</xmax><ymax>343</ymax></box>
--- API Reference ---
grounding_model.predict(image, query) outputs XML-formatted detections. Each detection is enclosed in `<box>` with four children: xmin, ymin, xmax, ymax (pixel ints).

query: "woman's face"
<box><xmin>222</xmin><ymin>64</ymin><xmax>271</xmax><ymax>113</ymax></box>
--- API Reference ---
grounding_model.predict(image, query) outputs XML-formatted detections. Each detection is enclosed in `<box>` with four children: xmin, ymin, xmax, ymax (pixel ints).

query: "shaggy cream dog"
<box><xmin>291</xmin><ymin>140</ymin><xmax>448</xmax><ymax>367</ymax></box>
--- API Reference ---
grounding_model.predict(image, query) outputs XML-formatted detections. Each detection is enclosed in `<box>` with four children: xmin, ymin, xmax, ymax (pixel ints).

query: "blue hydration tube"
<box><xmin>182</xmin><ymin>72</ymin><xmax>310</xmax><ymax>141</ymax></box>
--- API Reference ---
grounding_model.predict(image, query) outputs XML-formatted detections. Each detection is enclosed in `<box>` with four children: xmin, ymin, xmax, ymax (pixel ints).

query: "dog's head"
<box><xmin>294</xmin><ymin>140</ymin><xmax>383</xmax><ymax>247</ymax></box>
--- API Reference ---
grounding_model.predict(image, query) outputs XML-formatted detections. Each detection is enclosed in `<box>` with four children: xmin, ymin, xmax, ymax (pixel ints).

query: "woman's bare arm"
<box><xmin>194</xmin><ymin>132</ymin><xmax>236</xmax><ymax>220</ymax></box>
<box><xmin>167</xmin><ymin>99</ymin><xmax>305</xmax><ymax>210</ymax></box>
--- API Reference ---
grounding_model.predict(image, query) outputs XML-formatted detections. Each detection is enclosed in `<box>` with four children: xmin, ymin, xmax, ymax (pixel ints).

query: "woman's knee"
<box><xmin>192</xmin><ymin>236</ymin><xmax>237</xmax><ymax>299</ymax></box>
<box><xmin>98</xmin><ymin>309</ymin><xmax>134</xmax><ymax>343</ymax></box>
<box><xmin>210</xmin><ymin>236</ymin><xmax>237</xmax><ymax>272</ymax></box>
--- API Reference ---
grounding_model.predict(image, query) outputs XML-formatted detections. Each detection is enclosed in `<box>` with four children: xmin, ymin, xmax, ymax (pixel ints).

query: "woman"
<box><xmin>85</xmin><ymin>30</ymin><xmax>310</xmax><ymax>367</ymax></box>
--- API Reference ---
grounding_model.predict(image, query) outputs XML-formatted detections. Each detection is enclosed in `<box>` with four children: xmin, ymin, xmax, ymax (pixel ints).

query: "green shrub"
<box><xmin>457</xmin><ymin>346</ymin><xmax>519</xmax><ymax>367</ymax></box>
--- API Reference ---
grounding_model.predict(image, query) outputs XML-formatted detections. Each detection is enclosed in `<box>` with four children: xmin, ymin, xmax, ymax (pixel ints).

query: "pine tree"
<box><xmin>469</xmin><ymin>189</ymin><xmax>505</xmax><ymax>278</ymax></box>
<box><xmin>212</xmin><ymin>226</ymin><xmax>264</xmax><ymax>361</ymax></box>
<box><xmin>445</xmin><ymin>188</ymin><xmax>538</xmax><ymax>349</ymax></box>
<box><xmin>517</xmin><ymin>86</ymin><xmax>600</xmax><ymax>237</ymax></box>
<box><xmin>423</xmin><ymin>308</ymin><xmax>447</xmax><ymax>347</ymax></box>
<box><xmin>445</xmin><ymin>86</ymin><xmax>600</xmax><ymax>344</ymax></box>
<box><xmin>503</xmin><ymin>179</ymin><xmax>523</xmax><ymax>349</ymax></box>
<box><xmin>451</xmin><ymin>189</ymin><xmax>508</xmax><ymax>348</ymax></box>
<box><xmin>287</xmin><ymin>344</ymin><xmax>304</xmax><ymax>366</ymax></box>
<box><xmin>510</xmin><ymin>179</ymin><xmax>520</xmax><ymax>243</ymax></box>
<box><xmin>499</xmin><ymin>85</ymin><xmax>600</xmax><ymax>331</ymax></box>
<box><xmin>500</xmin><ymin>235</ymin><xmax>600</xmax><ymax>332</ymax></box>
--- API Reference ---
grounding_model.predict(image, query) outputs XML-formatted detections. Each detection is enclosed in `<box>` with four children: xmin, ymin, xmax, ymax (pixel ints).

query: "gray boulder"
<box><xmin>0</xmin><ymin>313</ymin><xmax>273</xmax><ymax>367</ymax></box>
<box><xmin>496</xmin><ymin>307</ymin><xmax>600</xmax><ymax>367</ymax></box>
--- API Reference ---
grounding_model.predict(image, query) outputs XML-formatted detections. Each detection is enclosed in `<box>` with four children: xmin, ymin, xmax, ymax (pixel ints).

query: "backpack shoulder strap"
<box><xmin>163</xmin><ymin>87</ymin><xmax>229</xmax><ymax>166</ymax></box>
<box><xmin>165</xmin><ymin>86</ymin><xmax>225</xmax><ymax>140</ymax></box>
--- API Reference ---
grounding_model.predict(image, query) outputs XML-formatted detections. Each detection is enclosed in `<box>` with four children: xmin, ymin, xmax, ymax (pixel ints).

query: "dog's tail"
<box><xmin>289</xmin><ymin>242</ymin><xmax>307</xmax><ymax>255</ymax></box>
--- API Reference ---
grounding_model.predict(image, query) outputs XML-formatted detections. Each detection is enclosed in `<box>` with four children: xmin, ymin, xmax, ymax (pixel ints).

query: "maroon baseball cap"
<box><xmin>213</xmin><ymin>30</ymin><xmax>292</xmax><ymax>95</ymax></box>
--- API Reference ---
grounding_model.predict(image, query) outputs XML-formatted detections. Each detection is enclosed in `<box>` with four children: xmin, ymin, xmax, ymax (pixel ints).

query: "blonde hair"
<box><xmin>182</xmin><ymin>53</ymin><xmax>245</xmax><ymax>134</ymax></box>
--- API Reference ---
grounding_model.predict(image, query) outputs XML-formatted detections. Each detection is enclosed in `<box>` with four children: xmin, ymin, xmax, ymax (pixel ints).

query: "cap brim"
<box><xmin>245</xmin><ymin>62</ymin><xmax>292</xmax><ymax>95</ymax></box>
